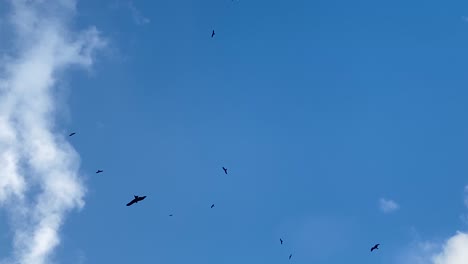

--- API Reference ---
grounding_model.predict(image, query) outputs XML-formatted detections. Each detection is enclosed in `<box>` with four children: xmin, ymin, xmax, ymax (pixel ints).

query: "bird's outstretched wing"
<box><xmin>126</xmin><ymin>198</ymin><xmax>137</xmax><ymax>206</ymax></box>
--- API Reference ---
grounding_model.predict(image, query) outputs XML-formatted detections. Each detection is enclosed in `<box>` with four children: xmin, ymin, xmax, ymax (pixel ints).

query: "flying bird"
<box><xmin>211</xmin><ymin>204</ymin><xmax>215</xmax><ymax>208</ymax></box>
<box><xmin>289</xmin><ymin>254</ymin><xmax>292</xmax><ymax>260</ymax></box>
<box><xmin>69</xmin><ymin>132</ymin><xmax>76</xmax><ymax>137</ymax></box>
<box><xmin>211</xmin><ymin>30</ymin><xmax>215</xmax><ymax>38</ymax></box>
<box><xmin>96</xmin><ymin>170</ymin><xmax>103</xmax><ymax>174</ymax></box>
<box><xmin>169</xmin><ymin>214</ymin><xmax>173</xmax><ymax>216</ymax></box>
<box><xmin>370</xmin><ymin>244</ymin><xmax>380</xmax><ymax>252</ymax></box>
<box><xmin>280</xmin><ymin>238</ymin><xmax>283</xmax><ymax>244</ymax></box>
<box><xmin>126</xmin><ymin>195</ymin><xmax>147</xmax><ymax>206</ymax></box>
<box><xmin>222</xmin><ymin>167</ymin><xmax>228</xmax><ymax>174</ymax></box>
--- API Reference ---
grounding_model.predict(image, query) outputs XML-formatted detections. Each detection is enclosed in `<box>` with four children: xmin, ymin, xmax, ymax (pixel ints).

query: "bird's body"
<box><xmin>96</xmin><ymin>170</ymin><xmax>103</xmax><ymax>174</ymax></box>
<box><xmin>222</xmin><ymin>167</ymin><xmax>228</xmax><ymax>174</ymax></box>
<box><xmin>370</xmin><ymin>244</ymin><xmax>380</xmax><ymax>252</ymax></box>
<box><xmin>211</xmin><ymin>204</ymin><xmax>215</xmax><ymax>208</ymax></box>
<box><xmin>211</xmin><ymin>30</ymin><xmax>215</xmax><ymax>38</ymax></box>
<box><xmin>69</xmin><ymin>132</ymin><xmax>76</xmax><ymax>137</ymax></box>
<box><xmin>289</xmin><ymin>254</ymin><xmax>292</xmax><ymax>260</ymax></box>
<box><xmin>126</xmin><ymin>195</ymin><xmax>147</xmax><ymax>206</ymax></box>
<box><xmin>280</xmin><ymin>238</ymin><xmax>283</xmax><ymax>244</ymax></box>
<box><xmin>169</xmin><ymin>214</ymin><xmax>173</xmax><ymax>216</ymax></box>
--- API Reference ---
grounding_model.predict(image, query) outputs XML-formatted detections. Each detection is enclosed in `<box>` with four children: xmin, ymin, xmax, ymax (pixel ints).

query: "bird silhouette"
<box><xmin>126</xmin><ymin>195</ymin><xmax>146</xmax><ymax>206</ymax></box>
<box><xmin>69</xmin><ymin>132</ymin><xmax>76</xmax><ymax>137</ymax></box>
<box><xmin>280</xmin><ymin>238</ymin><xmax>283</xmax><ymax>244</ymax></box>
<box><xmin>222</xmin><ymin>167</ymin><xmax>228</xmax><ymax>174</ymax></box>
<box><xmin>169</xmin><ymin>214</ymin><xmax>173</xmax><ymax>216</ymax></box>
<box><xmin>289</xmin><ymin>254</ymin><xmax>292</xmax><ymax>260</ymax></box>
<box><xmin>211</xmin><ymin>204</ymin><xmax>215</xmax><ymax>208</ymax></box>
<box><xmin>96</xmin><ymin>170</ymin><xmax>103</xmax><ymax>174</ymax></box>
<box><xmin>370</xmin><ymin>244</ymin><xmax>380</xmax><ymax>252</ymax></box>
<box><xmin>211</xmin><ymin>30</ymin><xmax>215</xmax><ymax>38</ymax></box>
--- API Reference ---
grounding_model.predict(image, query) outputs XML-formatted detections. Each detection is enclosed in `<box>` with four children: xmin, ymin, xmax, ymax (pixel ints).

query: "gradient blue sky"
<box><xmin>2</xmin><ymin>0</ymin><xmax>468</xmax><ymax>263</ymax></box>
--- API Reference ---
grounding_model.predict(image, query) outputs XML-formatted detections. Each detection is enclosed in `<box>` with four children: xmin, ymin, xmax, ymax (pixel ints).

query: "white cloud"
<box><xmin>399</xmin><ymin>185</ymin><xmax>468</xmax><ymax>264</ymax></box>
<box><xmin>426</xmin><ymin>187</ymin><xmax>468</xmax><ymax>263</ymax></box>
<box><xmin>432</xmin><ymin>232</ymin><xmax>468</xmax><ymax>264</ymax></box>
<box><xmin>402</xmin><ymin>233</ymin><xmax>468</xmax><ymax>264</ymax></box>
<box><xmin>0</xmin><ymin>0</ymin><xmax>104</xmax><ymax>264</ymax></box>
<box><xmin>379</xmin><ymin>198</ymin><xmax>400</xmax><ymax>213</ymax></box>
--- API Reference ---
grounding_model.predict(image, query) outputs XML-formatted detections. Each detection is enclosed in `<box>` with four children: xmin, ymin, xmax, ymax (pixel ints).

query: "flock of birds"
<box><xmin>68</xmin><ymin>131</ymin><xmax>382</xmax><ymax>258</ymax></box>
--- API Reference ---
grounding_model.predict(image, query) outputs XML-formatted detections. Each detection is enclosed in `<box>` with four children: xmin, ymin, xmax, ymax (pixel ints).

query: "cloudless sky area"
<box><xmin>3</xmin><ymin>0</ymin><xmax>468</xmax><ymax>263</ymax></box>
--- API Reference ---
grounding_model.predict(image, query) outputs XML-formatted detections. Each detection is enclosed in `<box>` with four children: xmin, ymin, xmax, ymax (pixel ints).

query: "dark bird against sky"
<box><xmin>96</xmin><ymin>170</ymin><xmax>103</xmax><ymax>174</ymax></box>
<box><xmin>68</xmin><ymin>132</ymin><xmax>76</xmax><ymax>137</ymax></box>
<box><xmin>211</xmin><ymin>204</ymin><xmax>215</xmax><ymax>208</ymax></box>
<box><xmin>222</xmin><ymin>167</ymin><xmax>227</xmax><ymax>174</ymax></box>
<box><xmin>211</xmin><ymin>30</ymin><xmax>215</xmax><ymax>38</ymax></box>
<box><xmin>289</xmin><ymin>254</ymin><xmax>292</xmax><ymax>260</ymax></box>
<box><xmin>280</xmin><ymin>238</ymin><xmax>283</xmax><ymax>244</ymax></box>
<box><xmin>370</xmin><ymin>244</ymin><xmax>380</xmax><ymax>252</ymax></box>
<box><xmin>126</xmin><ymin>195</ymin><xmax>146</xmax><ymax>206</ymax></box>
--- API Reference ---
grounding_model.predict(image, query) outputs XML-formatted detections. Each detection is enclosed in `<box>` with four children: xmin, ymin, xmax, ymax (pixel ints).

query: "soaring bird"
<box><xmin>222</xmin><ymin>167</ymin><xmax>228</xmax><ymax>174</ymax></box>
<box><xmin>126</xmin><ymin>195</ymin><xmax>147</xmax><ymax>206</ymax></box>
<box><xmin>289</xmin><ymin>254</ymin><xmax>292</xmax><ymax>260</ymax></box>
<box><xmin>280</xmin><ymin>238</ymin><xmax>283</xmax><ymax>244</ymax></box>
<box><xmin>211</xmin><ymin>30</ymin><xmax>215</xmax><ymax>38</ymax></box>
<box><xmin>69</xmin><ymin>132</ymin><xmax>76</xmax><ymax>137</ymax></box>
<box><xmin>211</xmin><ymin>204</ymin><xmax>215</xmax><ymax>208</ymax></box>
<box><xmin>96</xmin><ymin>170</ymin><xmax>103</xmax><ymax>174</ymax></box>
<box><xmin>169</xmin><ymin>214</ymin><xmax>173</xmax><ymax>216</ymax></box>
<box><xmin>370</xmin><ymin>244</ymin><xmax>380</xmax><ymax>252</ymax></box>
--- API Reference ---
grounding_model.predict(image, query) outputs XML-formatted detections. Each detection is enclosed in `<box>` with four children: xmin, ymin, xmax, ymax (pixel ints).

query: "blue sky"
<box><xmin>1</xmin><ymin>0</ymin><xmax>468</xmax><ymax>263</ymax></box>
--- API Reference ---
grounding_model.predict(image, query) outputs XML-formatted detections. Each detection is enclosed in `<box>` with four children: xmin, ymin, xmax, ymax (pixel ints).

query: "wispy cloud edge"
<box><xmin>379</xmin><ymin>198</ymin><xmax>400</xmax><ymax>214</ymax></box>
<box><xmin>0</xmin><ymin>1</ymin><xmax>104</xmax><ymax>264</ymax></box>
